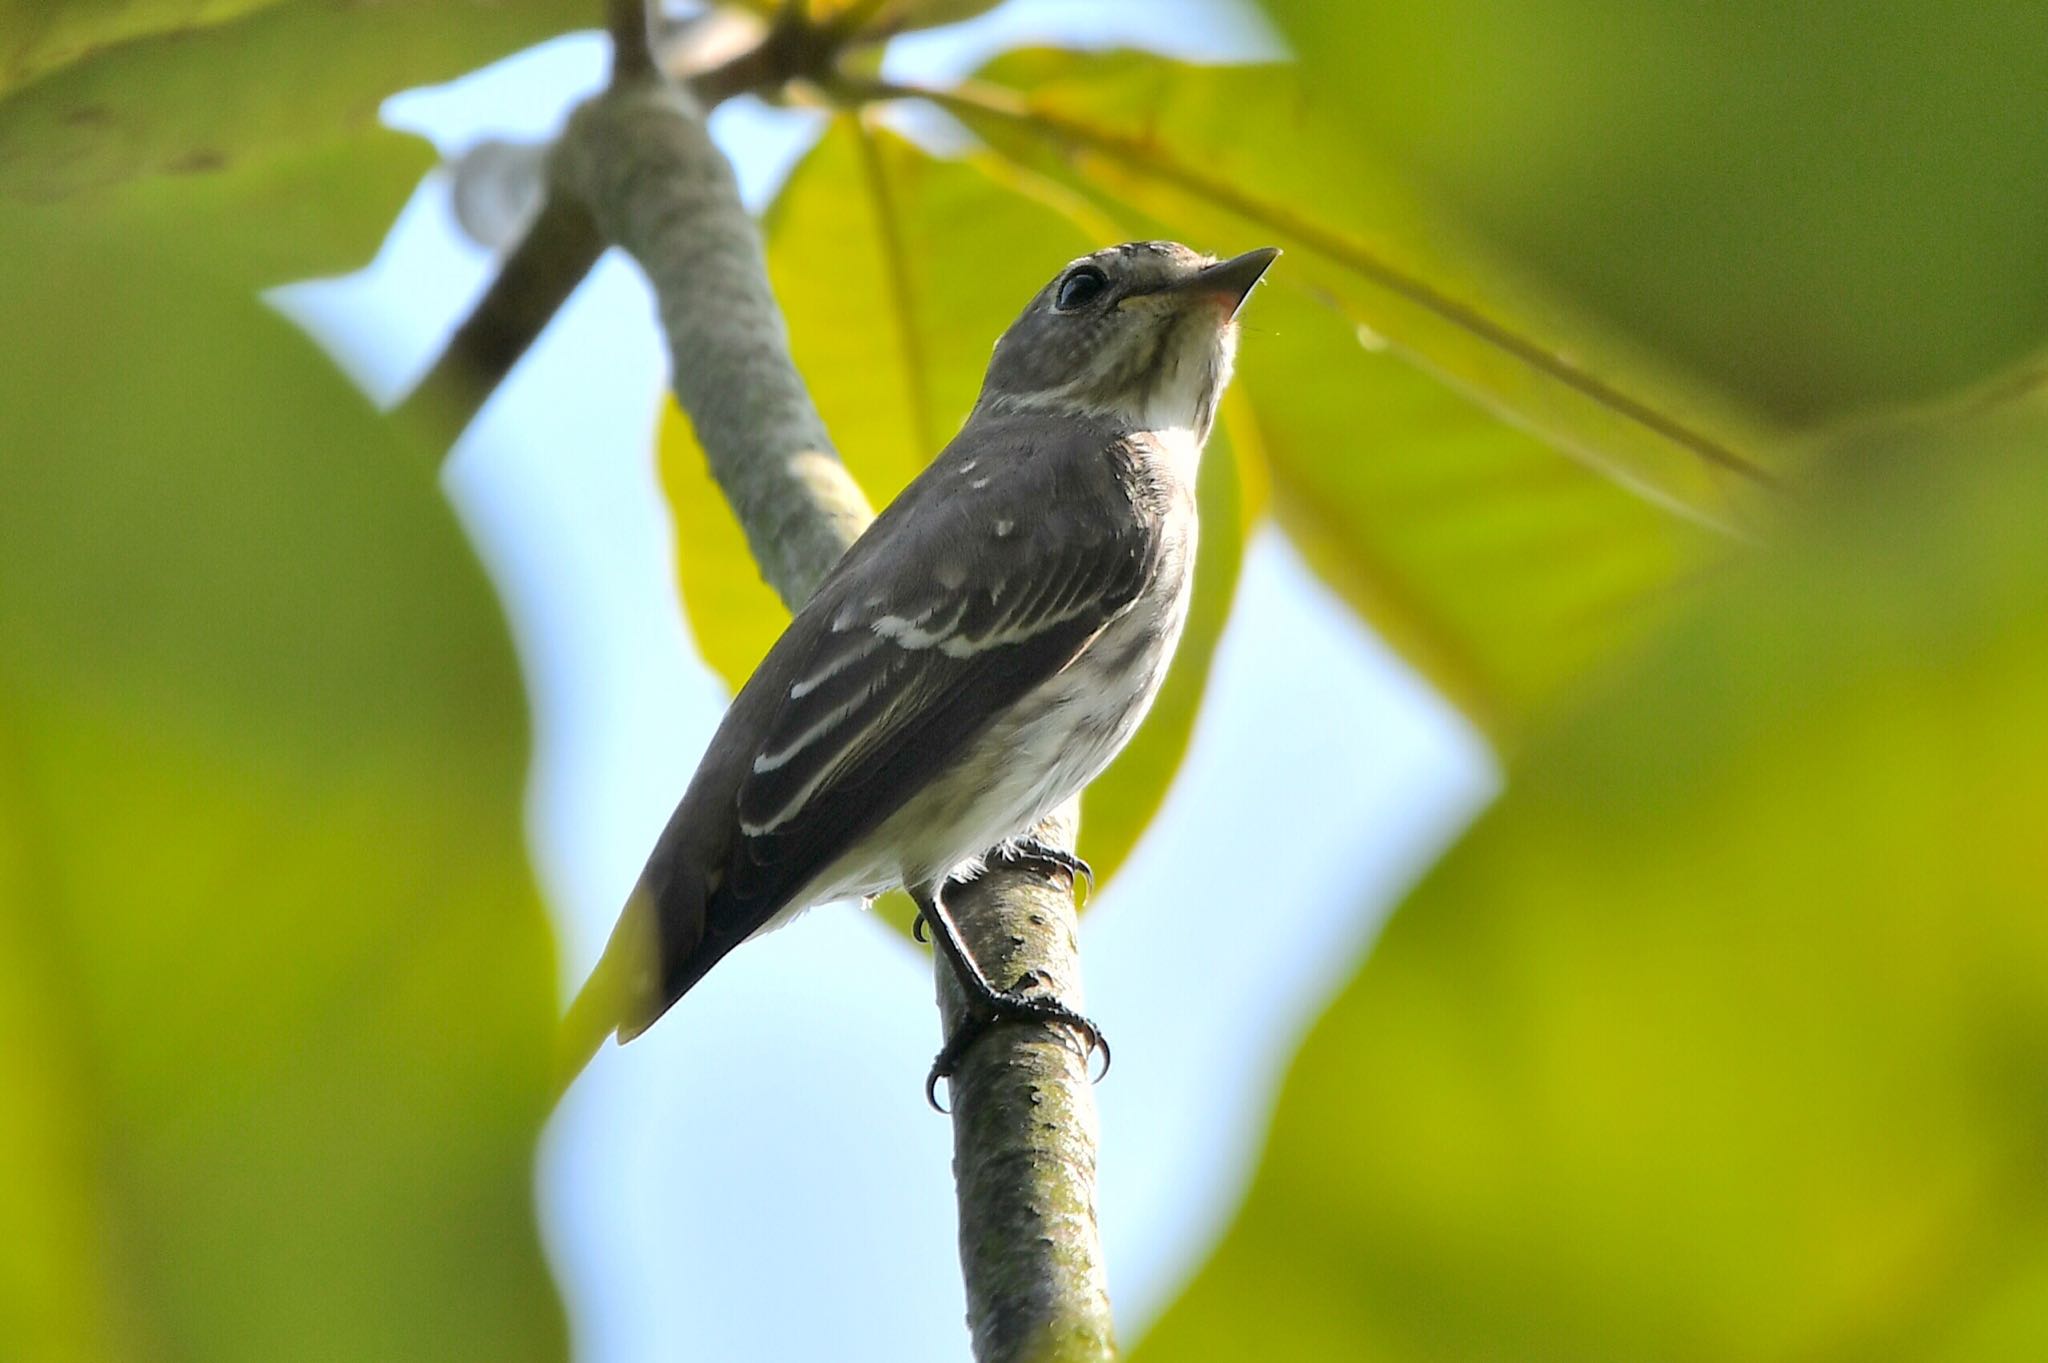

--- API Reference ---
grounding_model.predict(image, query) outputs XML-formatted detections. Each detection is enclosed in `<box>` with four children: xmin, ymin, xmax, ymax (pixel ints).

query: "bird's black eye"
<box><xmin>1054</xmin><ymin>266</ymin><xmax>1109</xmax><ymax>311</ymax></box>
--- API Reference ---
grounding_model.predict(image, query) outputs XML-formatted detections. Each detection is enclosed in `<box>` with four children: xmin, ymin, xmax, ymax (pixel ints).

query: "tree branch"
<box><xmin>938</xmin><ymin>803</ymin><xmax>1117</xmax><ymax>1363</ymax></box>
<box><xmin>549</xmin><ymin>74</ymin><xmax>1116</xmax><ymax>1361</ymax></box>
<box><xmin>605</xmin><ymin>0</ymin><xmax>655</xmax><ymax>80</ymax></box>
<box><xmin>395</xmin><ymin>40</ymin><xmax>796</xmax><ymax>449</ymax></box>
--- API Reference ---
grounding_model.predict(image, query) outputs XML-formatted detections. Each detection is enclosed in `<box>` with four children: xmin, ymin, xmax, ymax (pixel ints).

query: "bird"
<box><xmin>561</xmin><ymin>240</ymin><xmax>1278</xmax><ymax>1103</ymax></box>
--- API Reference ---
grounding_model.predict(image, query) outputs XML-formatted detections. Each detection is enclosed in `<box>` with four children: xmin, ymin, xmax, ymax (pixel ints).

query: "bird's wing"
<box><xmin>728</xmin><ymin>421</ymin><xmax>1158</xmax><ymax>909</ymax></box>
<box><xmin>623</xmin><ymin>418</ymin><xmax>1163</xmax><ymax>1024</ymax></box>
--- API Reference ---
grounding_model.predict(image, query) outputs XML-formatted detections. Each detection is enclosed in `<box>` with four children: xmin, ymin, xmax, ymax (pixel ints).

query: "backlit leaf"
<box><xmin>944</xmin><ymin>49</ymin><xmax>1783</xmax><ymax>530</ymax></box>
<box><xmin>952</xmin><ymin>52</ymin><xmax>1725</xmax><ymax>741</ymax></box>
<box><xmin>1262</xmin><ymin>1</ymin><xmax>2048</xmax><ymax>424</ymax></box>
<box><xmin>0</xmin><ymin>0</ymin><xmax>583</xmax><ymax>205</ymax></box>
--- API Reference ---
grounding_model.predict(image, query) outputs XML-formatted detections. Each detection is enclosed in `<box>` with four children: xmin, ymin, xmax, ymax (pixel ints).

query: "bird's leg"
<box><xmin>915</xmin><ymin>879</ymin><xmax>1110</xmax><ymax>1111</ymax></box>
<box><xmin>988</xmin><ymin>834</ymin><xmax>1095</xmax><ymax>902</ymax></box>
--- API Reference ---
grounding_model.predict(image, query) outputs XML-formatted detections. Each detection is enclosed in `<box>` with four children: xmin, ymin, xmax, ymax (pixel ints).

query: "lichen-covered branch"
<box><xmin>939</xmin><ymin>803</ymin><xmax>1117</xmax><ymax>1363</ymax></box>
<box><xmin>551</xmin><ymin>81</ymin><xmax>871</xmax><ymax>601</ymax></box>
<box><xmin>548</xmin><ymin>71</ymin><xmax>1115</xmax><ymax>1362</ymax></box>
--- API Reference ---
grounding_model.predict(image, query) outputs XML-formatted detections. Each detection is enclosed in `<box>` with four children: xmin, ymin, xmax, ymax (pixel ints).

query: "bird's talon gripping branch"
<box><xmin>993</xmin><ymin>836</ymin><xmax>1095</xmax><ymax>901</ymax></box>
<box><xmin>919</xmin><ymin>879</ymin><xmax>1112</xmax><ymax>1110</ymax></box>
<box><xmin>926</xmin><ymin>989</ymin><xmax>1112</xmax><ymax>1111</ymax></box>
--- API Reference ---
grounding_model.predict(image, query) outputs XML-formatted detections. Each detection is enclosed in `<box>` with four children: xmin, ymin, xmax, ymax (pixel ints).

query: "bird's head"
<box><xmin>975</xmin><ymin>241</ymin><xmax>1278</xmax><ymax>439</ymax></box>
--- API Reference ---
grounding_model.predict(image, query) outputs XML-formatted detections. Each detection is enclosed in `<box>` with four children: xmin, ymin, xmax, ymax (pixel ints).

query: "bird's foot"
<box><xmin>990</xmin><ymin>835</ymin><xmax>1095</xmax><ymax>900</ymax></box>
<box><xmin>925</xmin><ymin>972</ymin><xmax>1111</xmax><ymax>1111</ymax></box>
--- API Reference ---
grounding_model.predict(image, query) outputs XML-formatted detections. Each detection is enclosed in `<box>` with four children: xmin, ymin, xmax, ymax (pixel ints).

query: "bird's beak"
<box><xmin>1170</xmin><ymin>246</ymin><xmax>1280</xmax><ymax>318</ymax></box>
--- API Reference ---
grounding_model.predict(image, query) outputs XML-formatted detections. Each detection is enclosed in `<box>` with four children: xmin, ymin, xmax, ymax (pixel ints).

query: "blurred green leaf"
<box><xmin>1262</xmin><ymin>2</ymin><xmax>2048</xmax><ymax>425</ymax></box>
<box><xmin>1138</xmin><ymin>382</ymin><xmax>2048</xmax><ymax>1361</ymax></box>
<box><xmin>940</xmin><ymin>51</ymin><xmax>1726</xmax><ymax>740</ymax></box>
<box><xmin>859</xmin><ymin>0</ymin><xmax>1009</xmax><ymax>32</ymax></box>
<box><xmin>0</xmin><ymin>205</ymin><xmax>563</xmax><ymax>1363</ymax></box>
<box><xmin>0</xmin><ymin>0</ymin><xmax>283</xmax><ymax>98</ymax></box>
<box><xmin>744</xmin><ymin>0</ymin><xmax>1006</xmax><ymax>31</ymax></box>
<box><xmin>1238</xmin><ymin>283</ymin><xmax>1718</xmax><ymax>740</ymax></box>
<box><xmin>67</xmin><ymin>126</ymin><xmax>435</xmax><ymax>290</ymax></box>
<box><xmin>660</xmin><ymin>116</ymin><xmax>1246</xmax><ymax>896</ymax></box>
<box><xmin>0</xmin><ymin>0</ymin><xmax>582</xmax><ymax>203</ymax></box>
<box><xmin>940</xmin><ymin>50</ymin><xmax>1782</xmax><ymax>531</ymax></box>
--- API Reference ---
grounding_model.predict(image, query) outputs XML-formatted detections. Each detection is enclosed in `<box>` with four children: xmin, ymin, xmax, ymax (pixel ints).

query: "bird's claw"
<box><xmin>992</xmin><ymin>836</ymin><xmax>1095</xmax><ymax>901</ymax></box>
<box><xmin>925</xmin><ymin>983</ymin><xmax>1111</xmax><ymax>1112</ymax></box>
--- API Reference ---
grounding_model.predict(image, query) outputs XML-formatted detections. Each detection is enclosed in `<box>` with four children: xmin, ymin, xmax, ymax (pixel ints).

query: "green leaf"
<box><xmin>1137</xmin><ymin>387</ymin><xmax>2048</xmax><ymax>1360</ymax></box>
<box><xmin>940</xmin><ymin>50</ymin><xmax>1782</xmax><ymax>531</ymax></box>
<box><xmin>859</xmin><ymin>0</ymin><xmax>1009</xmax><ymax>33</ymax></box>
<box><xmin>70</xmin><ymin>127</ymin><xmax>436</xmax><ymax>290</ymax></box>
<box><xmin>660</xmin><ymin>116</ymin><xmax>1246</xmax><ymax>895</ymax></box>
<box><xmin>0</xmin><ymin>0</ymin><xmax>285</xmax><ymax>99</ymax></box>
<box><xmin>0</xmin><ymin>0</ymin><xmax>583</xmax><ymax>203</ymax></box>
<box><xmin>1260</xmin><ymin>1</ymin><xmax>2048</xmax><ymax>425</ymax></box>
<box><xmin>0</xmin><ymin>204</ymin><xmax>564</xmax><ymax>1363</ymax></box>
<box><xmin>940</xmin><ymin>51</ymin><xmax>1723</xmax><ymax>740</ymax></box>
<box><xmin>762</xmin><ymin>0</ymin><xmax>1007</xmax><ymax>31</ymax></box>
<box><xmin>1238</xmin><ymin>283</ymin><xmax>1718</xmax><ymax>740</ymax></box>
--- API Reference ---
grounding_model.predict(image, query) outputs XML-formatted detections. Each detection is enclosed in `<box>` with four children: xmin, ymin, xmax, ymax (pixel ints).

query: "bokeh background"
<box><xmin>6</xmin><ymin>2</ymin><xmax>2048</xmax><ymax>1360</ymax></box>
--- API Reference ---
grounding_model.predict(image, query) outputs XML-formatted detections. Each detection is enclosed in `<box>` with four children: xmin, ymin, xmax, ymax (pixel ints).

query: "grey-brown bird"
<box><xmin>563</xmin><ymin>241</ymin><xmax>1277</xmax><ymax>1100</ymax></box>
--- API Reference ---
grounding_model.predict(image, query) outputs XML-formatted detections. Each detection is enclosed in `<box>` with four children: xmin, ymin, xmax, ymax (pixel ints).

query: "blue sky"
<box><xmin>276</xmin><ymin>4</ymin><xmax>1497</xmax><ymax>1357</ymax></box>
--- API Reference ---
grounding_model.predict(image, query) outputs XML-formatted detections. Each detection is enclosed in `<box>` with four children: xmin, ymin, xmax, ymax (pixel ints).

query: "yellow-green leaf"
<box><xmin>944</xmin><ymin>50</ymin><xmax>1785</xmax><ymax>530</ymax></box>
<box><xmin>763</xmin><ymin>0</ymin><xmax>1007</xmax><ymax>32</ymax></box>
<box><xmin>85</xmin><ymin>127</ymin><xmax>434</xmax><ymax>289</ymax></box>
<box><xmin>660</xmin><ymin>116</ymin><xmax>1246</xmax><ymax>894</ymax></box>
<box><xmin>1238</xmin><ymin>283</ymin><xmax>1718</xmax><ymax>740</ymax></box>
<box><xmin>858</xmin><ymin>0</ymin><xmax>1009</xmax><ymax>33</ymax></box>
<box><xmin>949</xmin><ymin>52</ymin><xmax>1724</xmax><ymax>742</ymax></box>
<box><xmin>0</xmin><ymin>0</ymin><xmax>283</xmax><ymax>99</ymax></box>
<box><xmin>1138</xmin><ymin>386</ymin><xmax>2048</xmax><ymax>1361</ymax></box>
<box><xmin>0</xmin><ymin>204</ymin><xmax>564</xmax><ymax>1363</ymax></box>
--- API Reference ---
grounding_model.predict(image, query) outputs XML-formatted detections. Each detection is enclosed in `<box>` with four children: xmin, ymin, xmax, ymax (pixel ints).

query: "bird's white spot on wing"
<box><xmin>934</xmin><ymin>599</ymin><xmax>1091</xmax><ymax>657</ymax></box>
<box><xmin>871</xmin><ymin>613</ymin><xmax>942</xmax><ymax>648</ymax></box>
<box><xmin>753</xmin><ymin>688</ymin><xmax>872</xmax><ymax>773</ymax></box>
<box><xmin>993</xmin><ymin>519</ymin><xmax>1015</xmax><ymax>537</ymax></box>
<box><xmin>788</xmin><ymin>634</ymin><xmax>879</xmax><ymax>698</ymax></box>
<box><xmin>743</xmin><ymin>725</ymin><xmax>868</xmax><ymax>832</ymax></box>
<box><xmin>958</xmin><ymin>459</ymin><xmax>977</xmax><ymax>473</ymax></box>
<box><xmin>969</xmin><ymin>475</ymin><xmax>992</xmax><ymax>490</ymax></box>
<box><xmin>872</xmin><ymin>596</ymin><xmax>968</xmax><ymax>650</ymax></box>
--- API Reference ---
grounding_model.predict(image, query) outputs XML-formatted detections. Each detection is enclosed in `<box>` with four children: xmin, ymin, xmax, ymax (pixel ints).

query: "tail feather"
<box><xmin>552</xmin><ymin>859</ymin><xmax>763</xmax><ymax>1101</ymax></box>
